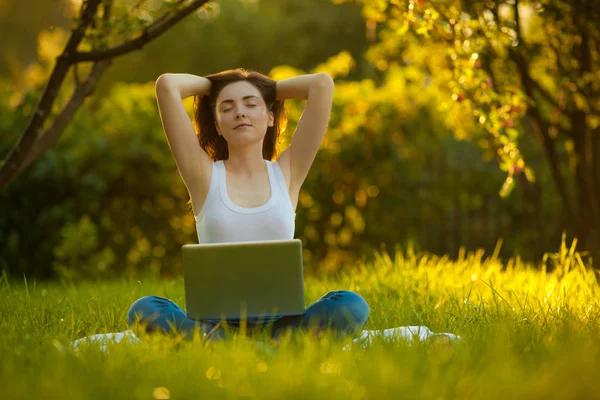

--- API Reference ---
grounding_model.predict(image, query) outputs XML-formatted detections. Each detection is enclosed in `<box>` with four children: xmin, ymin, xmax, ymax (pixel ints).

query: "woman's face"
<box><xmin>214</xmin><ymin>81</ymin><xmax>274</xmax><ymax>146</ymax></box>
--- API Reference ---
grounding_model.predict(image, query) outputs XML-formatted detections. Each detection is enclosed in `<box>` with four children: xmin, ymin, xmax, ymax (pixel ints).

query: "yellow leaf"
<box><xmin>268</xmin><ymin>65</ymin><xmax>306</xmax><ymax>81</ymax></box>
<box><xmin>152</xmin><ymin>387</ymin><xmax>170</xmax><ymax>399</ymax></box>
<box><xmin>312</xmin><ymin>51</ymin><xmax>356</xmax><ymax>79</ymax></box>
<box><xmin>37</xmin><ymin>27</ymin><xmax>69</xmax><ymax>65</ymax></box>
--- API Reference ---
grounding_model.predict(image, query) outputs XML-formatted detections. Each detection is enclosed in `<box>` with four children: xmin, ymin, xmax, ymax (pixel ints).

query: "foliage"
<box><xmin>0</xmin><ymin>45</ymin><xmax>566</xmax><ymax>279</ymax></box>
<box><xmin>1</xmin><ymin>241</ymin><xmax>599</xmax><ymax>398</ymax></box>
<box><xmin>2</xmin><ymin>0</ymin><xmax>592</xmax><ymax>279</ymax></box>
<box><xmin>276</xmin><ymin>52</ymin><xmax>563</xmax><ymax>272</ymax></box>
<box><xmin>337</xmin><ymin>0</ymin><xmax>600</xmax><ymax>258</ymax></box>
<box><xmin>2</xmin><ymin>0</ymin><xmax>372</xmax><ymax>93</ymax></box>
<box><xmin>0</xmin><ymin>78</ymin><xmax>194</xmax><ymax>279</ymax></box>
<box><xmin>52</xmin><ymin>215</ymin><xmax>116</xmax><ymax>281</ymax></box>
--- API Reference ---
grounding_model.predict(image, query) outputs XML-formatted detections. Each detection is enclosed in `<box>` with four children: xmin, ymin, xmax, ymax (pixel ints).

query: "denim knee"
<box><xmin>128</xmin><ymin>295</ymin><xmax>162</xmax><ymax>328</ymax></box>
<box><xmin>337</xmin><ymin>290</ymin><xmax>370</xmax><ymax>327</ymax></box>
<box><xmin>313</xmin><ymin>290</ymin><xmax>370</xmax><ymax>332</ymax></box>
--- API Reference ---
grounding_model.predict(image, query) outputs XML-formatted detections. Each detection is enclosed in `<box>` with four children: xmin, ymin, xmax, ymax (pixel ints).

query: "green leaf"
<box><xmin>499</xmin><ymin>175</ymin><xmax>515</xmax><ymax>198</ymax></box>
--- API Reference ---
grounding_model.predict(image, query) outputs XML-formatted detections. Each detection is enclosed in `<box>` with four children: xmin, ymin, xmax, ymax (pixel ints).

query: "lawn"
<box><xmin>1</xmin><ymin>239</ymin><xmax>599</xmax><ymax>399</ymax></box>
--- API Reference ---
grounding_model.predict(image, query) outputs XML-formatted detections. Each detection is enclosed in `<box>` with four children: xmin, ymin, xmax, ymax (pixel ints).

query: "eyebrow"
<box><xmin>218</xmin><ymin>95</ymin><xmax>260</xmax><ymax>106</ymax></box>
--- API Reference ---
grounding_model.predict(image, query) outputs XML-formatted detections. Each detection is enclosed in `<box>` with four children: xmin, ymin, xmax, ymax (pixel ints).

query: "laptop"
<box><xmin>181</xmin><ymin>239</ymin><xmax>306</xmax><ymax>322</ymax></box>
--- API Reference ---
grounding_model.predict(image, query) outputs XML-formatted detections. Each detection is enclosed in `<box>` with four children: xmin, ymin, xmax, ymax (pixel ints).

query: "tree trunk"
<box><xmin>0</xmin><ymin>0</ymin><xmax>210</xmax><ymax>191</ymax></box>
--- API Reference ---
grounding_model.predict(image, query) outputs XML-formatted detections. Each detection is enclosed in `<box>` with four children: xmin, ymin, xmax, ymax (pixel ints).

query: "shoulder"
<box><xmin>272</xmin><ymin>151</ymin><xmax>291</xmax><ymax>190</ymax></box>
<box><xmin>189</xmin><ymin>160</ymin><xmax>216</xmax><ymax>219</ymax></box>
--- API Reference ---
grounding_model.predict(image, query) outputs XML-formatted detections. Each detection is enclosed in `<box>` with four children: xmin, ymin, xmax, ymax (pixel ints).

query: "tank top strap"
<box><xmin>270</xmin><ymin>160</ymin><xmax>290</xmax><ymax>198</ymax></box>
<box><xmin>194</xmin><ymin>161</ymin><xmax>218</xmax><ymax>222</ymax></box>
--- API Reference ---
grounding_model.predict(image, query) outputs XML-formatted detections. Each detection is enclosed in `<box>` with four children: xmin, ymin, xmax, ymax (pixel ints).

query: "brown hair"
<box><xmin>193</xmin><ymin>68</ymin><xmax>287</xmax><ymax>162</ymax></box>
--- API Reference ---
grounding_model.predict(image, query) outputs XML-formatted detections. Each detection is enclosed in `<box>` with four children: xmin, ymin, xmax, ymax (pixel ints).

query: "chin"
<box><xmin>226</xmin><ymin>134</ymin><xmax>265</xmax><ymax>146</ymax></box>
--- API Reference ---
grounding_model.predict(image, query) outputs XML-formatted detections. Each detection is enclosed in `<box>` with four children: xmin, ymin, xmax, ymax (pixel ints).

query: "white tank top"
<box><xmin>194</xmin><ymin>159</ymin><xmax>296</xmax><ymax>244</ymax></box>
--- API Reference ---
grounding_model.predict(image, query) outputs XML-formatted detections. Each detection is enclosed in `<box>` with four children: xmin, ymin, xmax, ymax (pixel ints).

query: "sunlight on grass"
<box><xmin>1</xmin><ymin>237</ymin><xmax>599</xmax><ymax>399</ymax></box>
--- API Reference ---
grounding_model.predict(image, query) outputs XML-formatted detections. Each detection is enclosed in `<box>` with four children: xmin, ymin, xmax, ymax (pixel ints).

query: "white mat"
<box><xmin>343</xmin><ymin>326</ymin><xmax>461</xmax><ymax>351</ymax></box>
<box><xmin>69</xmin><ymin>326</ymin><xmax>461</xmax><ymax>353</ymax></box>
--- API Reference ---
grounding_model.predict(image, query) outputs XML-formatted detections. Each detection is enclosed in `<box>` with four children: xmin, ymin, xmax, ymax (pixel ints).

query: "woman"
<box><xmin>127</xmin><ymin>69</ymin><xmax>370</xmax><ymax>343</ymax></box>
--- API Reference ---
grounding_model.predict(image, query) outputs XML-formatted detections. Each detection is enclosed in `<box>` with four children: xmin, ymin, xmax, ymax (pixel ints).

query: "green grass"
<box><xmin>2</xmin><ymin>238</ymin><xmax>600</xmax><ymax>399</ymax></box>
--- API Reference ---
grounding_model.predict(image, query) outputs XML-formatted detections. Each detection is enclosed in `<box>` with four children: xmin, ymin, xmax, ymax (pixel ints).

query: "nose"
<box><xmin>235</xmin><ymin>110</ymin><xmax>245</xmax><ymax>119</ymax></box>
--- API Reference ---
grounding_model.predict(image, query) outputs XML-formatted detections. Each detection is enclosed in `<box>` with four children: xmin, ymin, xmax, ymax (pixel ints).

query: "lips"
<box><xmin>234</xmin><ymin>123</ymin><xmax>251</xmax><ymax>129</ymax></box>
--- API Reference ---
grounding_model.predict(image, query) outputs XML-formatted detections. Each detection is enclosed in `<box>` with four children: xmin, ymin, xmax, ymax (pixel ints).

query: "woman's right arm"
<box><xmin>155</xmin><ymin>73</ymin><xmax>211</xmax><ymax>99</ymax></box>
<box><xmin>154</xmin><ymin>74</ymin><xmax>213</xmax><ymax>214</ymax></box>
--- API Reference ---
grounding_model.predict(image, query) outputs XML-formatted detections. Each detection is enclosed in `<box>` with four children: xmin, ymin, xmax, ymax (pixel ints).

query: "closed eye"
<box><xmin>221</xmin><ymin>104</ymin><xmax>256</xmax><ymax>112</ymax></box>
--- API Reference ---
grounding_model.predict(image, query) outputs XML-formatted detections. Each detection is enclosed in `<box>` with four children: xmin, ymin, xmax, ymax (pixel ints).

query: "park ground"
<box><xmin>1</xmin><ymin>239</ymin><xmax>599</xmax><ymax>399</ymax></box>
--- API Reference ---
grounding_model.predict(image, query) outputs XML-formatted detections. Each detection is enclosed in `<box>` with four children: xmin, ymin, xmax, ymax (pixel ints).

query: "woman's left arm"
<box><xmin>276</xmin><ymin>73</ymin><xmax>334</xmax><ymax>192</ymax></box>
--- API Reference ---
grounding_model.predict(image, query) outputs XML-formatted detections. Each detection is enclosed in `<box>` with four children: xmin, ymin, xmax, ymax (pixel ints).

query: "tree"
<box><xmin>0</xmin><ymin>0</ymin><xmax>213</xmax><ymax>191</ymax></box>
<box><xmin>343</xmin><ymin>0</ymin><xmax>600</xmax><ymax>262</ymax></box>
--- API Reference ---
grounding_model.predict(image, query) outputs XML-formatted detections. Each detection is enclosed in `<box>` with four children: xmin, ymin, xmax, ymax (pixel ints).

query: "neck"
<box><xmin>224</xmin><ymin>144</ymin><xmax>267</xmax><ymax>178</ymax></box>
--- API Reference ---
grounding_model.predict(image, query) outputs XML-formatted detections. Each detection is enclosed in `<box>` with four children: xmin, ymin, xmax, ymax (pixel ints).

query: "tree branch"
<box><xmin>0</xmin><ymin>0</ymin><xmax>102</xmax><ymax>191</ymax></box>
<box><xmin>0</xmin><ymin>0</ymin><xmax>211</xmax><ymax>191</ymax></box>
<box><xmin>16</xmin><ymin>59</ymin><xmax>113</xmax><ymax>176</ymax></box>
<box><xmin>545</xmin><ymin>9</ymin><xmax>599</xmax><ymax>116</ymax></box>
<box><xmin>509</xmin><ymin>48</ymin><xmax>579</xmax><ymax>230</ymax></box>
<box><xmin>514</xmin><ymin>0</ymin><xmax>522</xmax><ymax>46</ymax></box>
<box><xmin>593</xmin><ymin>126</ymin><xmax>600</xmax><ymax>223</ymax></box>
<box><xmin>571</xmin><ymin>0</ymin><xmax>600</xmax><ymax>239</ymax></box>
<box><xmin>528</xmin><ymin>73</ymin><xmax>562</xmax><ymax>111</ymax></box>
<box><xmin>513</xmin><ymin>0</ymin><xmax>562</xmax><ymax>111</ymax></box>
<box><xmin>70</xmin><ymin>0</ymin><xmax>209</xmax><ymax>62</ymax></box>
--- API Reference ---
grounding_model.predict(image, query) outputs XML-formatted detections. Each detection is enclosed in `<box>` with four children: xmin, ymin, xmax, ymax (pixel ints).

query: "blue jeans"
<box><xmin>128</xmin><ymin>290</ymin><xmax>370</xmax><ymax>341</ymax></box>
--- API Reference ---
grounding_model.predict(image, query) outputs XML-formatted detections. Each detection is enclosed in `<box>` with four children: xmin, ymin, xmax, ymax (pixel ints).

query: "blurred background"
<box><xmin>1</xmin><ymin>0</ymin><xmax>598</xmax><ymax>280</ymax></box>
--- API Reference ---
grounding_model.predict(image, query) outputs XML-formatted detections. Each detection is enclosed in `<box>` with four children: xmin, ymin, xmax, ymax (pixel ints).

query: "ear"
<box><xmin>214</xmin><ymin>121</ymin><xmax>222</xmax><ymax>135</ymax></box>
<box><xmin>267</xmin><ymin>110</ymin><xmax>274</xmax><ymax>128</ymax></box>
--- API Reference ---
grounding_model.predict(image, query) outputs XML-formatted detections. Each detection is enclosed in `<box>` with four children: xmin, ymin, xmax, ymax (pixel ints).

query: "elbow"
<box><xmin>155</xmin><ymin>73</ymin><xmax>172</xmax><ymax>89</ymax></box>
<box><xmin>314</xmin><ymin>72</ymin><xmax>334</xmax><ymax>89</ymax></box>
<box><xmin>309</xmin><ymin>73</ymin><xmax>334</xmax><ymax>99</ymax></box>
